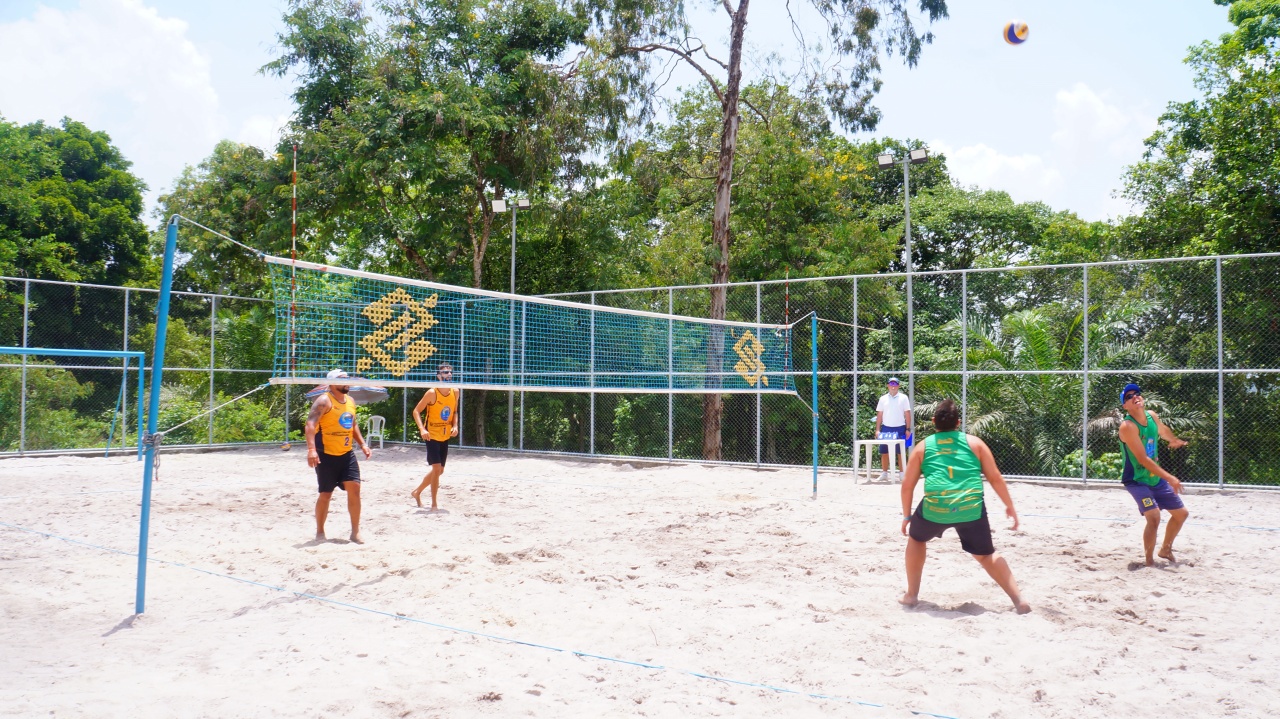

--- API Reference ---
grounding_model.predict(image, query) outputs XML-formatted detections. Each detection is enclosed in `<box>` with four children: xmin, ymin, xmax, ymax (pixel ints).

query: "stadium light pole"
<box><xmin>492</xmin><ymin>197</ymin><xmax>532</xmax><ymax>450</ymax></box>
<box><xmin>876</xmin><ymin>148</ymin><xmax>928</xmax><ymax>442</ymax></box>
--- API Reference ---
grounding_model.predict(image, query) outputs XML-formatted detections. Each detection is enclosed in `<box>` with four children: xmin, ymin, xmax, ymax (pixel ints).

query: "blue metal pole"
<box><xmin>812</xmin><ymin>314</ymin><xmax>819</xmax><ymax>498</ymax></box>
<box><xmin>136</xmin><ymin>216</ymin><xmax>178</xmax><ymax>614</ymax></box>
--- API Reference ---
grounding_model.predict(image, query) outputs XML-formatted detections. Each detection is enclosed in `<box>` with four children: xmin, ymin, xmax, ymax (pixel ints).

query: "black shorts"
<box><xmin>426</xmin><ymin>439</ymin><xmax>449</xmax><ymax>467</ymax></box>
<box><xmin>315</xmin><ymin>449</ymin><xmax>361</xmax><ymax>493</ymax></box>
<box><xmin>908</xmin><ymin>502</ymin><xmax>995</xmax><ymax>556</ymax></box>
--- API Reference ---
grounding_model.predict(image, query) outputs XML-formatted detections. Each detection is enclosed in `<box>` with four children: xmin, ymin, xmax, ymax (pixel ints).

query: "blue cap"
<box><xmin>888</xmin><ymin>377</ymin><xmax>900</xmax><ymax>385</ymax></box>
<box><xmin>1120</xmin><ymin>383</ymin><xmax>1141</xmax><ymax>405</ymax></box>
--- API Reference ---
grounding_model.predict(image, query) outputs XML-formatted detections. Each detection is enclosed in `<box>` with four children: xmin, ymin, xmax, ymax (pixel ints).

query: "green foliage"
<box><xmin>0</xmin><ymin>363</ymin><xmax>103</xmax><ymax>451</ymax></box>
<box><xmin>1058</xmin><ymin>449</ymin><xmax>1124</xmax><ymax>480</ymax></box>
<box><xmin>1122</xmin><ymin>0</ymin><xmax>1280</xmax><ymax>257</ymax></box>
<box><xmin>154</xmin><ymin>384</ymin><xmax>286</xmax><ymax>445</ymax></box>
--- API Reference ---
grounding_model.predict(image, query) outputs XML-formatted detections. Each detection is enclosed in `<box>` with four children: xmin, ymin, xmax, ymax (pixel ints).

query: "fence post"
<box><xmin>852</xmin><ymin>277</ymin><xmax>859</xmax><ymax>470</ymax></box>
<box><xmin>123</xmin><ymin>288</ymin><xmax>130</xmax><ymax>453</ymax></box>
<box><xmin>590</xmin><ymin>292</ymin><xmax>596</xmax><ymax>455</ymax></box>
<box><xmin>961</xmin><ymin>272</ymin><xmax>967</xmax><ymax>432</ymax></box>
<box><xmin>19</xmin><ymin>280</ymin><xmax>29</xmax><ymax>455</ymax></box>
<box><xmin>755</xmin><ymin>283</ymin><xmax>761</xmax><ymax>467</ymax></box>
<box><xmin>1217</xmin><ymin>258</ymin><xmax>1225</xmax><ymax>488</ymax></box>
<box><xmin>1081</xmin><ymin>266</ymin><xmax>1090</xmax><ymax>485</ymax></box>
<box><xmin>668</xmin><ymin>288</ymin><xmax>674</xmax><ymax>462</ymax></box>
<box><xmin>209</xmin><ymin>295</ymin><xmax>217</xmax><ymax>445</ymax></box>
<box><xmin>519</xmin><ymin>300</ymin><xmax>526</xmax><ymax>451</ymax></box>
<box><xmin>402</xmin><ymin>388</ymin><xmax>407</xmax><ymax>443</ymax></box>
<box><xmin>458</xmin><ymin>300</ymin><xmax>466</xmax><ymax>447</ymax></box>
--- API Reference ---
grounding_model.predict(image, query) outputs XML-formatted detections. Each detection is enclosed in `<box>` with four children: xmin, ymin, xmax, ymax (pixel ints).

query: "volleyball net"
<box><xmin>264</xmin><ymin>255</ymin><xmax>795</xmax><ymax>394</ymax></box>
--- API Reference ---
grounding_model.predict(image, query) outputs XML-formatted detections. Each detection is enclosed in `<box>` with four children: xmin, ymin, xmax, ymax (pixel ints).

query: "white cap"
<box><xmin>326</xmin><ymin>368</ymin><xmax>349</xmax><ymax>379</ymax></box>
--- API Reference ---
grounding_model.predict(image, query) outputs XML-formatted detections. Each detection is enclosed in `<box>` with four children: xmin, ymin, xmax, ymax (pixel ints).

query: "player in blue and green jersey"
<box><xmin>899</xmin><ymin>399</ymin><xmax>1030</xmax><ymax>614</ymax></box>
<box><xmin>1117</xmin><ymin>383</ymin><xmax>1190</xmax><ymax>566</ymax></box>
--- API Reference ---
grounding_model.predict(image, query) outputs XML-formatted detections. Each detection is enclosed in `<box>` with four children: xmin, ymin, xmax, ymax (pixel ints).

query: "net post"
<box><xmin>19</xmin><ymin>279</ymin><xmax>28</xmax><ymax>455</ymax></box>
<box><xmin>812</xmin><ymin>313</ymin><xmax>819</xmax><ymax>498</ymax></box>
<box><xmin>137</xmin><ymin>215</ymin><xmax>179</xmax><ymax>615</ymax></box>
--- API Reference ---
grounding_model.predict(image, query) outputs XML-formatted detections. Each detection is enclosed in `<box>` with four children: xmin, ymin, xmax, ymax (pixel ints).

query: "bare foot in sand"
<box><xmin>1015</xmin><ymin>601</ymin><xmax>1032</xmax><ymax>615</ymax></box>
<box><xmin>350</xmin><ymin>531</ymin><xmax>365</xmax><ymax>544</ymax></box>
<box><xmin>411</xmin><ymin>490</ymin><xmax>422</xmax><ymax>508</ymax></box>
<box><xmin>899</xmin><ymin>593</ymin><xmax>919</xmax><ymax>608</ymax></box>
<box><xmin>1144</xmin><ymin>555</ymin><xmax>1156</xmax><ymax>567</ymax></box>
<box><xmin>1158</xmin><ymin>546</ymin><xmax>1176</xmax><ymax>564</ymax></box>
<box><xmin>315</xmin><ymin>531</ymin><xmax>326</xmax><ymax>541</ymax></box>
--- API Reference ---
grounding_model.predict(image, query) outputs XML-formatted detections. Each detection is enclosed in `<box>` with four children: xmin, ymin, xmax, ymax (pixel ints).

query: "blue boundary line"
<box><xmin>0</xmin><ymin>518</ymin><xmax>970</xmax><ymax>718</ymax></box>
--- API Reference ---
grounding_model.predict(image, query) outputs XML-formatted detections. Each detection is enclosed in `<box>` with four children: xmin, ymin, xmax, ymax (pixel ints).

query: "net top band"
<box><xmin>263</xmin><ymin>254</ymin><xmax>790</xmax><ymax>330</ymax></box>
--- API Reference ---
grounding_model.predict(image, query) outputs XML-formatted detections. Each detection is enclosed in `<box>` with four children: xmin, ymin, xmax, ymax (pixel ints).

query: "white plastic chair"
<box><xmin>367</xmin><ymin>415</ymin><xmax>386</xmax><ymax>449</ymax></box>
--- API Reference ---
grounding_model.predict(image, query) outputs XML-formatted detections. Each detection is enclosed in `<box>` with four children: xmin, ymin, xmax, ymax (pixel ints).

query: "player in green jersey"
<box><xmin>1118</xmin><ymin>382</ymin><xmax>1189</xmax><ymax>566</ymax></box>
<box><xmin>899</xmin><ymin>399</ymin><xmax>1030</xmax><ymax>614</ymax></box>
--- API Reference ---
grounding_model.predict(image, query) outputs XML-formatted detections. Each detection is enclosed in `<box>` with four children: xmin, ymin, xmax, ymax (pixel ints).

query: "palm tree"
<box><xmin>923</xmin><ymin>303</ymin><xmax>1194</xmax><ymax>477</ymax></box>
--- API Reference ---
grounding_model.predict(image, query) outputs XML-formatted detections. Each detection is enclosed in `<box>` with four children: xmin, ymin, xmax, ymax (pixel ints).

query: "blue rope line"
<box><xmin>0</xmin><ymin>519</ymin><xmax>959</xmax><ymax>715</ymax></box>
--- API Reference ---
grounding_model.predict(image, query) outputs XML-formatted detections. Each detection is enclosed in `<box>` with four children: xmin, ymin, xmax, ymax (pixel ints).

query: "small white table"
<box><xmin>853</xmin><ymin>439</ymin><xmax>907</xmax><ymax>483</ymax></box>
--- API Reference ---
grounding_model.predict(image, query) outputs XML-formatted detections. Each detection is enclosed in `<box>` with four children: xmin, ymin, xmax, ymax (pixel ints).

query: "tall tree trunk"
<box><xmin>466</xmin><ymin>170</ymin><xmax>496</xmax><ymax>444</ymax></box>
<box><xmin>702</xmin><ymin>0</ymin><xmax>749</xmax><ymax>461</ymax></box>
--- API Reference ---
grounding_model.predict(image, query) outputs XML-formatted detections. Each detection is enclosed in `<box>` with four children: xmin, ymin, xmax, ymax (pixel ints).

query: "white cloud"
<box><xmin>236</xmin><ymin>112</ymin><xmax>291</xmax><ymax>152</ymax></box>
<box><xmin>0</xmin><ymin>0</ymin><xmax>222</xmax><ymax>209</ymax></box>
<box><xmin>931</xmin><ymin>83</ymin><xmax>1157</xmax><ymax>221</ymax></box>
<box><xmin>928</xmin><ymin>141</ymin><xmax>1063</xmax><ymax>199</ymax></box>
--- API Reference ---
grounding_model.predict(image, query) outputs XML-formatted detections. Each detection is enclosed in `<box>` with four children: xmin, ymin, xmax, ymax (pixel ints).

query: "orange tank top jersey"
<box><xmin>319</xmin><ymin>391</ymin><xmax>357</xmax><ymax>455</ymax></box>
<box><xmin>427</xmin><ymin>388</ymin><xmax>458</xmax><ymax>442</ymax></box>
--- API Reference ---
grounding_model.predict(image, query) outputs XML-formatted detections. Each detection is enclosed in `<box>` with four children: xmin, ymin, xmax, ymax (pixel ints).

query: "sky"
<box><xmin>0</xmin><ymin>0</ymin><xmax>1236</xmax><ymax>224</ymax></box>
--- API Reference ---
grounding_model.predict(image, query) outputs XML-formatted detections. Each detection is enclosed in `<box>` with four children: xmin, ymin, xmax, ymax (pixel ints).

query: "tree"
<box><xmin>587</xmin><ymin>0</ymin><xmax>949</xmax><ymax>458</ymax></box>
<box><xmin>1122</xmin><ymin>0</ymin><xmax>1280</xmax><ymax>257</ymax></box>
<box><xmin>154</xmin><ymin>141</ymin><xmax>292</xmax><ymax>297</ymax></box>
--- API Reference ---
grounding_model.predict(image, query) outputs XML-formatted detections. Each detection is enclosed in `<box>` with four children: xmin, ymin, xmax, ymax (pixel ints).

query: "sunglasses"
<box><xmin>1123</xmin><ymin>391</ymin><xmax>1141</xmax><ymax>402</ymax></box>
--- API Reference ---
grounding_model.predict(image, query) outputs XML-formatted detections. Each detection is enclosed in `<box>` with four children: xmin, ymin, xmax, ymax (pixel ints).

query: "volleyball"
<box><xmin>1003</xmin><ymin>20</ymin><xmax>1029</xmax><ymax>45</ymax></box>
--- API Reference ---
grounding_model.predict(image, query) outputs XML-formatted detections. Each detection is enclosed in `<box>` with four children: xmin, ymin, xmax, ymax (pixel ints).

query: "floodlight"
<box><xmin>909</xmin><ymin>148</ymin><xmax>929</xmax><ymax>164</ymax></box>
<box><xmin>877</xmin><ymin>153</ymin><xmax>896</xmax><ymax>169</ymax></box>
<box><xmin>491</xmin><ymin>199</ymin><xmax>508</xmax><ymax>213</ymax></box>
<box><xmin>516</xmin><ymin>198</ymin><xmax>531</xmax><ymax>210</ymax></box>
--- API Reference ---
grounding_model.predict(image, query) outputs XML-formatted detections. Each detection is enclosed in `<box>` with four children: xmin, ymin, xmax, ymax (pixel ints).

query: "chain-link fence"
<box><xmin>4</xmin><ymin>253</ymin><xmax>1279</xmax><ymax>486</ymax></box>
<box><xmin>0</xmin><ymin>277</ymin><xmax>421</xmax><ymax>456</ymax></box>
<box><xmin>520</xmin><ymin>254</ymin><xmax>1280</xmax><ymax>487</ymax></box>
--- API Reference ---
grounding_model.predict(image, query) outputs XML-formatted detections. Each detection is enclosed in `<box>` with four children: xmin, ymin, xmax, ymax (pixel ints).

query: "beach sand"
<box><xmin>2</xmin><ymin>446</ymin><xmax>1278</xmax><ymax>718</ymax></box>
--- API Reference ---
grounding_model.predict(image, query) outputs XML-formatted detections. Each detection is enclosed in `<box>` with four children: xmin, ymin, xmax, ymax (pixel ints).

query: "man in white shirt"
<box><xmin>875</xmin><ymin>377</ymin><xmax>913</xmax><ymax>481</ymax></box>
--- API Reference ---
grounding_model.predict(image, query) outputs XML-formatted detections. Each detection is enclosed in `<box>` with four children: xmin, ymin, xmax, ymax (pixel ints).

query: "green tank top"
<box><xmin>1121</xmin><ymin>411</ymin><xmax>1159</xmax><ymax>487</ymax></box>
<box><xmin>920</xmin><ymin>431</ymin><xmax>985</xmax><ymax>523</ymax></box>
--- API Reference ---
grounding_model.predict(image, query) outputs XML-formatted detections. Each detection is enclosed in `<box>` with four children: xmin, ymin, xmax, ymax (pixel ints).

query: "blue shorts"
<box><xmin>1124</xmin><ymin>480</ymin><xmax>1185</xmax><ymax>515</ymax></box>
<box><xmin>879</xmin><ymin>425</ymin><xmax>907</xmax><ymax>454</ymax></box>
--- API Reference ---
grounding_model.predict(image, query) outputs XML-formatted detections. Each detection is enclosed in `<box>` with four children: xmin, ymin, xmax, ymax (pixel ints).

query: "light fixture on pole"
<box><xmin>873</xmin><ymin>147</ymin><xmax>928</xmax><ymax>441</ymax></box>
<box><xmin>491</xmin><ymin>195</ymin><xmax>532</xmax><ymax>450</ymax></box>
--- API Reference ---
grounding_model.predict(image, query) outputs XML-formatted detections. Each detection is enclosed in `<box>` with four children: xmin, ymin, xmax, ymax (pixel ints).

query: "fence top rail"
<box><xmin>539</xmin><ymin>250</ymin><xmax>1280</xmax><ymax>298</ymax></box>
<box><xmin>0</xmin><ymin>275</ymin><xmax>269</xmax><ymax>303</ymax></box>
<box><xmin>0</xmin><ymin>346</ymin><xmax>145</xmax><ymax>360</ymax></box>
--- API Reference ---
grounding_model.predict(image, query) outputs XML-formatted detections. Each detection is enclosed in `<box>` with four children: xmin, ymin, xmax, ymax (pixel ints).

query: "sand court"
<box><xmin>2</xmin><ymin>447</ymin><xmax>1279</xmax><ymax>718</ymax></box>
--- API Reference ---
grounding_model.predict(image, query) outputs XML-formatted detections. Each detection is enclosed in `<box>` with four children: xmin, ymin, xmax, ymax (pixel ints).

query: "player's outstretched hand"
<box><xmin>1169</xmin><ymin>476</ymin><xmax>1184</xmax><ymax>494</ymax></box>
<box><xmin>1006</xmin><ymin>506</ymin><xmax>1020</xmax><ymax>531</ymax></box>
<box><xmin>1169</xmin><ymin>437</ymin><xmax>1188</xmax><ymax>450</ymax></box>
